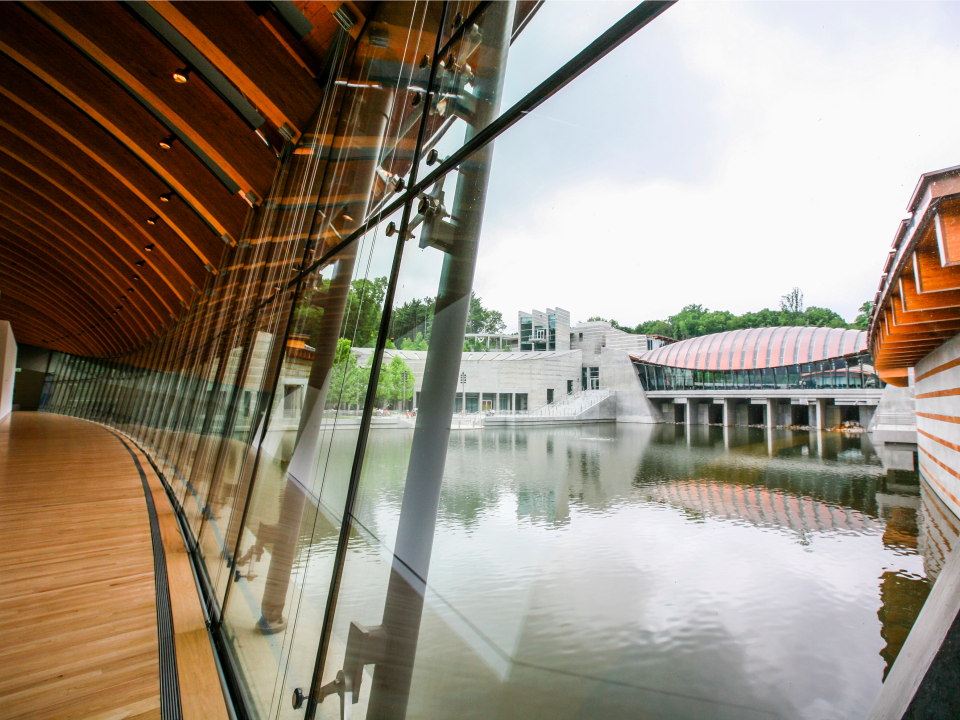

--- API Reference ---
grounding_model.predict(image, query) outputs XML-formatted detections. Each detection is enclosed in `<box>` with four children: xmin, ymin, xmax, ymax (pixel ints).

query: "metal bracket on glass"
<box><xmin>311</xmin><ymin>621</ymin><xmax>386</xmax><ymax>718</ymax></box>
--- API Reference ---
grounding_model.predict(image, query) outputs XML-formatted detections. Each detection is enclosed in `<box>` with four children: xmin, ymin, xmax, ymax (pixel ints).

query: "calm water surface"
<box><xmin>310</xmin><ymin>424</ymin><xmax>949</xmax><ymax>720</ymax></box>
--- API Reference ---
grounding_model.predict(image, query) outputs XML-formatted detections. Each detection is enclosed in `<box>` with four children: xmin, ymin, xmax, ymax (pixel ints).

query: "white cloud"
<box><xmin>473</xmin><ymin>2</ymin><xmax>960</xmax><ymax>330</ymax></box>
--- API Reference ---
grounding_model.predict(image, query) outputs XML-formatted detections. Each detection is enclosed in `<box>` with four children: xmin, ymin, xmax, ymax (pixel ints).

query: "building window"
<box><xmin>567</xmin><ymin>379</ymin><xmax>573</xmax><ymax>394</ymax></box>
<box><xmin>482</xmin><ymin>392</ymin><xmax>496</xmax><ymax>411</ymax></box>
<box><xmin>590</xmin><ymin>366</ymin><xmax>600</xmax><ymax>389</ymax></box>
<box><xmin>466</xmin><ymin>392</ymin><xmax>479</xmax><ymax>413</ymax></box>
<box><xmin>515</xmin><ymin>393</ymin><xmax>528</xmax><ymax>411</ymax></box>
<box><xmin>547</xmin><ymin>388</ymin><xmax>554</xmax><ymax>404</ymax></box>
<box><xmin>535</xmin><ymin>328</ymin><xmax>546</xmax><ymax>340</ymax></box>
<box><xmin>499</xmin><ymin>393</ymin><xmax>512</xmax><ymax>411</ymax></box>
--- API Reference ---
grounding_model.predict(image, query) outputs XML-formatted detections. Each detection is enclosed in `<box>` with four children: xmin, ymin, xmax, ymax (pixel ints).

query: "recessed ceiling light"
<box><xmin>144</xmin><ymin>244</ymin><xmax>155</xmax><ymax>252</ymax></box>
<box><xmin>135</xmin><ymin>260</ymin><xmax>146</xmax><ymax>267</ymax></box>
<box><xmin>146</xmin><ymin>216</ymin><xmax>159</xmax><ymax>226</ymax></box>
<box><xmin>172</xmin><ymin>67</ymin><xmax>190</xmax><ymax>84</ymax></box>
<box><xmin>159</xmin><ymin>191</ymin><xmax>173</xmax><ymax>202</ymax></box>
<box><xmin>127</xmin><ymin>287</ymin><xmax>134</xmax><ymax>292</ymax></box>
<box><xmin>158</xmin><ymin>135</ymin><xmax>177</xmax><ymax>151</ymax></box>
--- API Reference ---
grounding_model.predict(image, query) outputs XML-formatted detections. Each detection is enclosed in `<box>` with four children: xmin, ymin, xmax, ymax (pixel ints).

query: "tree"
<box><xmin>327</xmin><ymin>340</ymin><xmax>363</xmax><ymax>409</ymax></box>
<box><xmin>342</xmin><ymin>277</ymin><xmax>388</xmax><ymax>347</ymax></box>
<box><xmin>631</xmin><ymin>294</ymin><xmax>859</xmax><ymax>342</ymax></box>
<box><xmin>377</xmin><ymin>355</ymin><xmax>414</xmax><ymax>408</ymax></box>
<box><xmin>391</xmin><ymin>296</ymin><xmax>435</xmax><ymax>347</ymax></box>
<box><xmin>854</xmin><ymin>301</ymin><xmax>874</xmax><ymax>329</ymax></box>
<box><xmin>400</xmin><ymin>332</ymin><xmax>428</xmax><ymax>351</ymax></box>
<box><xmin>780</xmin><ymin>287</ymin><xmax>804</xmax><ymax>314</ymax></box>
<box><xmin>467</xmin><ymin>293</ymin><xmax>506</xmax><ymax>334</ymax></box>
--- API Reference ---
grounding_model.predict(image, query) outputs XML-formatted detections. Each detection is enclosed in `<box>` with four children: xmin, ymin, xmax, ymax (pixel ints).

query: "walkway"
<box><xmin>0</xmin><ymin>412</ymin><xmax>227</xmax><ymax>720</ymax></box>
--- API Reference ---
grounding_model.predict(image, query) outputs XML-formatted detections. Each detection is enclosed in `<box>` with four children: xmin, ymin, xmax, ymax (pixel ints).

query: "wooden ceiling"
<box><xmin>870</xmin><ymin>167</ymin><xmax>960</xmax><ymax>385</ymax></box>
<box><xmin>0</xmin><ymin>1</ymin><xmax>371</xmax><ymax>357</ymax></box>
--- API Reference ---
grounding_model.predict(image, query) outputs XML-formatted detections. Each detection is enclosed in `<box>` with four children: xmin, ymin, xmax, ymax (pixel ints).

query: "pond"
<box><xmin>307</xmin><ymin>423</ymin><xmax>951</xmax><ymax>720</ymax></box>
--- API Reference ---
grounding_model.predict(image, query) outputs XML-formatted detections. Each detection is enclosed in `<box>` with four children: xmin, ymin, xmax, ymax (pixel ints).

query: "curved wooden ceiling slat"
<box><xmin>0</xmin><ymin>4</ymin><xmax>250</xmax><ymax>238</ymax></box>
<box><xmin>0</xmin><ymin>195</ymin><xmax>171</xmax><ymax>331</ymax></box>
<box><xmin>0</xmin><ymin>261</ymin><xmax>127</xmax><ymax>355</ymax></box>
<box><xmin>0</xmin><ymin>1</ymin><xmax>352</xmax><ymax>357</ymax></box>
<box><xmin>0</xmin><ymin>180</ymin><xmax>183</xmax><ymax>315</ymax></box>
<box><xmin>0</xmin><ymin>299</ymin><xmax>87</xmax><ymax>354</ymax></box>
<box><xmin>0</xmin><ymin>73</ymin><xmax>226</xmax><ymax>268</ymax></box>
<box><xmin>0</xmin><ymin>216</ymin><xmax>159</xmax><ymax>338</ymax></box>
<box><xmin>0</xmin><ymin>229</ymin><xmax>152</xmax><ymax>340</ymax></box>
<box><xmin>0</xmin><ymin>139</ymin><xmax>203</xmax><ymax>295</ymax></box>
<box><xmin>0</xmin><ymin>283</ymin><xmax>120</xmax><ymax>355</ymax></box>
<box><xmin>0</xmin><ymin>122</ymin><xmax>205</xmax><ymax>287</ymax></box>
<box><xmin>149</xmin><ymin>1</ymin><xmax>324</xmax><ymax>141</ymax></box>
<box><xmin>27</xmin><ymin>1</ymin><xmax>279</xmax><ymax>201</ymax></box>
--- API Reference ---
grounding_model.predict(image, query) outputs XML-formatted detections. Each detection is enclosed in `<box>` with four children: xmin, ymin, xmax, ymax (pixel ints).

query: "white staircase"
<box><xmin>526</xmin><ymin>389</ymin><xmax>612</xmax><ymax>418</ymax></box>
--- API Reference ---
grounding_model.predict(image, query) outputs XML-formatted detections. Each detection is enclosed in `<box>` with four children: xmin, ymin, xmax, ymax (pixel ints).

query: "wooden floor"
<box><xmin>0</xmin><ymin>412</ymin><xmax>228</xmax><ymax>720</ymax></box>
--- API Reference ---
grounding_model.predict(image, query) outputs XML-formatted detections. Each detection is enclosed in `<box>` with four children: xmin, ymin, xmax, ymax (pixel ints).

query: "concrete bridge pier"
<box><xmin>815</xmin><ymin>397</ymin><xmax>829</xmax><ymax>432</ymax></box>
<box><xmin>722</xmin><ymin>398</ymin><xmax>736</xmax><ymax>427</ymax></box>
<box><xmin>766</xmin><ymin>399</ymin><xmax>776</xmax><ymax>430</ymax></box>
<box><xmin>685</xmin><ymin>398</ymin><xmax>698</xmax><ymax>425</ymax></box>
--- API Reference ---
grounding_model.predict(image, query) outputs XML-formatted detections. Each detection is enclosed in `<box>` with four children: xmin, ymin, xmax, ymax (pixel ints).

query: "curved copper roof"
<box><xmin>638</xmin><ymin>327</ymin><xmax>867</xmax><ymax>370</ymax></box>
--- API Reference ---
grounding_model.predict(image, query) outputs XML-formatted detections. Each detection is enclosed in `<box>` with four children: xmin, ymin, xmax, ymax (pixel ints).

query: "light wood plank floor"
<box><xmin>0</xmin><ymin>412</ymin><xmax>227</xmax><ymax>720</ymax></box>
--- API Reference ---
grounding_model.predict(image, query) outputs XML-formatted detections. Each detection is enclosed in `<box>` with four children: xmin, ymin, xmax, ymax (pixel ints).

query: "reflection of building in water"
<box><xmin>876</xmin><ymin>472</ymin><xmax>928</xmax><ymax>679</ymax></box>
<box><xmin>918</xmin><ymin>476</ymin><xmax>960</xmax><ymax>582</ymax></box>
<box><xmin>641</xmin><ymin>479</ymin><xmax>881</xmax><ymax>537</ymax></box>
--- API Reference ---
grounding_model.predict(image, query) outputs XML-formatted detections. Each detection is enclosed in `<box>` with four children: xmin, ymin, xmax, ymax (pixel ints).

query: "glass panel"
<box><xmin>218</xmin><ymin>204</ymin><xmax>402</xmax><ymax>719</ymax></box>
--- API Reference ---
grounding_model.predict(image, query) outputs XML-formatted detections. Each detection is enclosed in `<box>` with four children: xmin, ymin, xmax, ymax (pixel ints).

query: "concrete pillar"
<box><xmin>721</xmin><ymin>398</ymin><xmax>735</xmax><ymax>426</ymax></box>
<box><xmin>815</xmin><ymin>398</ymin><xmax>829</xmax><ymax>432</ymax></box>
<box><xmin>0</xmin><ymin>320</ymin><xmax>16</xmax><ymax>422</ymax></box>
<box><xmin>766</xmin><ymin>398</ymin><xmax>776</xmax><ymax>430</ymax></box>
<box><xmin>685</xmin><ymin>398</ymin><xmax>698</xmax><ymax>425</ymax></box>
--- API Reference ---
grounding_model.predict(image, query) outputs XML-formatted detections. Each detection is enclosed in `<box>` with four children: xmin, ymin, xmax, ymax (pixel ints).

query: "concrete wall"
<box><xmin>915</xmin><ymin>333</ymin><xmax>960</xmax><ymax>519</ymax></box>
<box><xmin>571</xmin><ymin>321</ymin><xmax>651</xmax><ymax>373</ymax></box>
<box><xmin>355</xmin><ymin>348</ymin><xmax>583</xmax><ymax>411</ymax></box>
<box><xmin>0</xmin><ymin>321</ymin><xmax>17</xmax><ymax>422</ymax></box>
<box><xmin>869</xmin><ymin>384</ymin><xmax>917</xmax><ymax>441</ymax></box>
<box><xmin>599</xmin><ymin>348</ymin><xmax>663</xmax><ymax>423</ymax></box>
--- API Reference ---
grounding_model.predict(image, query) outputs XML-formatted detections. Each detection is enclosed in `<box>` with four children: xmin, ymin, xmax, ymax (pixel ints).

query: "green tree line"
<box><xmin>326</xmin><ymin>339</ymin><xmax>415</xmax><ymax>410</ymax></box>
<box><xmin>293</xmin><ymin>274</ymin><xmax>505</xmax><ymax>352</ymax></box>
<box><xmin>593</xmin><ymin>289</ymin><xmax>874</xmax><ymax>341</ymax></box>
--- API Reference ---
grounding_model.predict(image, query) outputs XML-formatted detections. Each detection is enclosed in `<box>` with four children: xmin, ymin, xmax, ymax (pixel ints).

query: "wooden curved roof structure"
<box><xmin>638</xmin><ymin>327</ymin><xmax>868</xmax><ymax>371</ymax></box>
<box><xmin>869</xmin><ymin>165</ymin><xmax>960</xmax><ymax>386</ymax></box>
<box><xmin>0</xmin><ymin>1</ymin><xmax>369</xmax><ymax>356</ymax></box>
<box><xmin>0</xmin><ymin>0</ymin><xmax>542</xmax><ymax>357</ymax></box>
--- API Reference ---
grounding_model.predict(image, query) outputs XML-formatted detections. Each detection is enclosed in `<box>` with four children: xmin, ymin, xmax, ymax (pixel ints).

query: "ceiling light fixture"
<box><xmin>172</xmin><ymin>67</ymin><xmax>190</xmax><ymax>84</ymax></box>
<box><xmin>127</xmin><ymin>287</ymin><xmax>134</xmax><ymax>293</ymax></box>
<box><xmin>135</xmin><ymin>260</ymin><xmax>146</xmax><ymax>267</ymax></box>
<box><xmin>159</xmin><ymin>191</ymin><xmax>173</xmax><ymax>202</ymax></box>
<box><xmin>144</xmin><ymin>243</ymin><xmax>155</xmax><ymax>252</ymax></box>
<box><xmin>146</xmin><ymin>216</ymin><xmax>159</xmax><ymax>226</ymax></box>
<box><xmin>158</xmin><ymin>135</ymin><xmax>177</xmax><ymax>151</ymax></box>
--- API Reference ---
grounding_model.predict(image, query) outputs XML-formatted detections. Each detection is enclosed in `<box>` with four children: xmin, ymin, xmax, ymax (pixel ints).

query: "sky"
<box><xmin>461</xmin><ymin>1</ymin><xmax>960</xmax><ymax>332</ymax></box>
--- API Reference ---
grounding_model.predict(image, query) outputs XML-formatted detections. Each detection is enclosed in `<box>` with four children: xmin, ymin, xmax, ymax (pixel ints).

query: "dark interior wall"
<box><xmin>16</xmin><ymin>344</ymin><xmax>51</xmax><ymax>372</ymax></box>
<box><xmin>13</xmin><ymin>369</ymin><xmax>45</xmax><ymax>410</ymax></box>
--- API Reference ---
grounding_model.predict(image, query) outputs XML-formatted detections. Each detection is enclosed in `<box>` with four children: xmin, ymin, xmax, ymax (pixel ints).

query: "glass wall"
<box><xmin>635</xmin><ymin>353</ymin><xmax>884</xmax><ymax>392</ymax></box>
<box><xmin>43</xmin><ymin>3</ymin><xmax>900</xmax><ymax>720</ymax></box>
